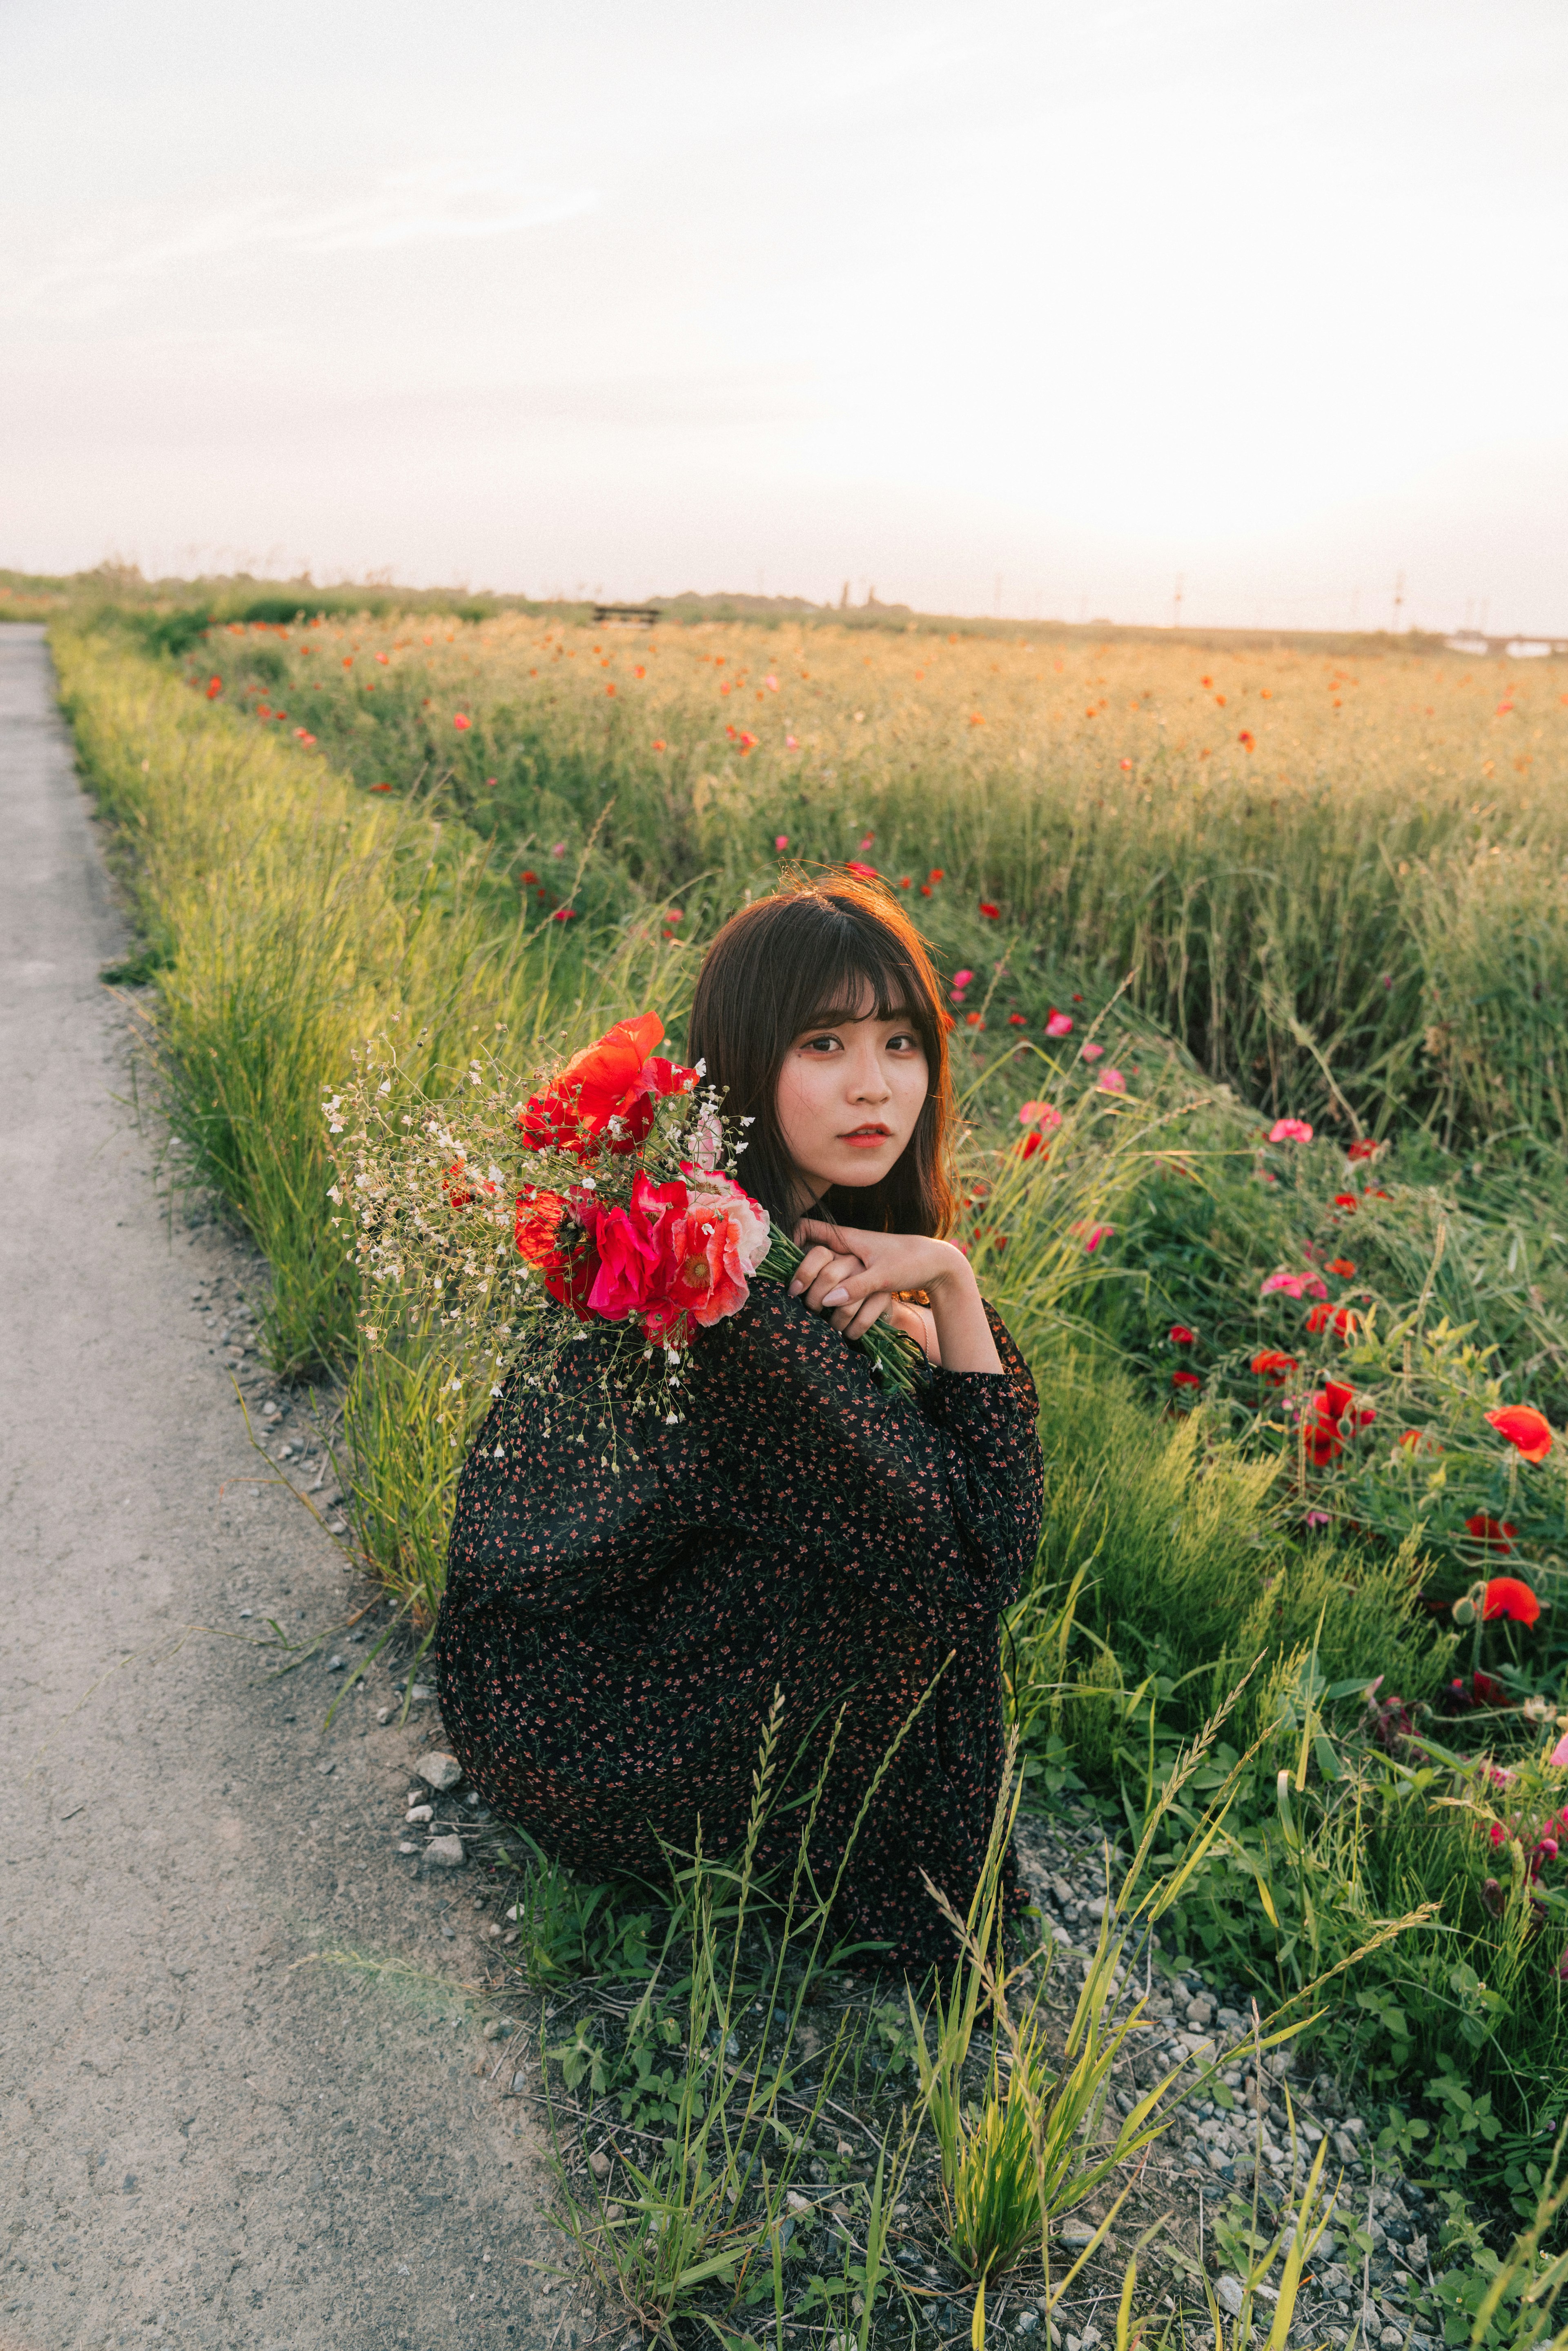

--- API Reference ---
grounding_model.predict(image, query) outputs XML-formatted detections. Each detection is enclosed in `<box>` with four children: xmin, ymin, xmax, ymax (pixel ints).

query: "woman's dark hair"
<box><xmin>686</xmin><ymin>872</ymin><xmax>957</xmax><ymax>1237</ymax></box>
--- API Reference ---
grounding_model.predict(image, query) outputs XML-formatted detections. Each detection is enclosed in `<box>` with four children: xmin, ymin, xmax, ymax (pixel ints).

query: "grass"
<box><xmin>184</xmin><ymin>605</ymin><xmax>1568</xmax><ymax>1146</ymax></box>
<box><xmin>48</xmin><ymin>594</ymin><xmax>1568</xmax><ymax>2340</ymax></box>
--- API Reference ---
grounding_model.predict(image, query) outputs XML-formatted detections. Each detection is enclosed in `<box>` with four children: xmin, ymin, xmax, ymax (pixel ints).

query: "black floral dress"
<box><xmin>434</xmin><ymin>1288</ymin><xmax>1043</xmax><ymax>1968</ymax></box>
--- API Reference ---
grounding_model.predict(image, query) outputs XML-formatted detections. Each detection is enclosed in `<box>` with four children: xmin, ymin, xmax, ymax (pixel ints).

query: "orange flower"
<box><xmin>1486</xmin><ymin>1406</ymin><xmax>1554</xmax><ymax>1462</ymax></box>
<box><xmin>1237</xmin><ymin>729</ymin><xmax>1254</xmax><ymax>749</ymax></box>
<box><xmin>1251</xmin><ymin>1349</ymin><xmax>1297</xmax><ymax>1386</ymax></box>
<box><xmin>1326</xmin><ymin>1258</ymin><xmax>1356</xmax><ymax>1277</ymax></box>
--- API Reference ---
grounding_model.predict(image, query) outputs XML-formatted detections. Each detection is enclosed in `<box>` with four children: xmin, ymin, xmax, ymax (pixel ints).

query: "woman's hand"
<box><xmin>790</xmin><ymin>1219</ymin><xmax>1004</xmax><ymax>1375</ymax></box>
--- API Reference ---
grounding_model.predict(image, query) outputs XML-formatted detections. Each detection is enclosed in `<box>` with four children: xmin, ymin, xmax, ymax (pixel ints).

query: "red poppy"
<box><xmin>1486</xmin><ymin>1406</ymin><xmax>1554</xmax><ymax>1463</ymax></box>
<box><xmin>1172</xmin><ymin>1368</ymin><xmax>1201</xmax><ymax>1391</ymax></box>
<box><xmin>929</xmin><ymin>869</ymin><xmax>945</xmax><ymax>883</ymax></box>
<box><xmin>454</xmin><ymin>714</ymin><xmax>472</xmax><ymax>731</ymax></box>
<box><xmin>1305</xmin><ymin>1303</ymin><xmax>1359</xmax><ymax>1338</ymax></box>
<box><xmin>1169</xmin><ymin>1324</ymin><xmax>1196</xmax><ymax>1346</ymax></box>
<box><xmin>901</xmin><ymin>877</ymin><xmax>913</xmax><ymax>890</ymax></box>
<box><xmin>652</xmin><ymin>739</ymin><xmax>666</xmax><ymax>752</ymax></box>
<box><xmin>1017</xmin><ymin>1131</ymin><xmax>1047</xmax><ymax>1161</ymax></box>
<box><xmin>1008</xmin><ymin>1012</ymin><xmax>1027</xmax><ymax>1026</ymax></box>
<box><xmin>205</xmin><ymin>675</ymin><xmax>223</xmax><ymax>698</ymax></box>
<box><xmin>979</xmin><ymin>902</ymin><xmax>1000</xmax><ymax>919</ymax></box>
<box><xmin>1333</xmin><ymin>1193</ymin><xmax>1357</xmax><ymax>1211</ymax></box>
<box><xmin>1326</xmin><ymin>1259</ymin><xmax>1356</xmax><ymax>1277</ymax></box>
<box><xmin>1483</xmin><ymin>1575</ymin><xmax>1541</xmax><ymax>1625</ymax></box>
<box><xmin>1251</xmin><ymin>1349</ymin><xmax>1297</xmax><ymax>1386</ymax></box>
<box><xmin>1363</xmin><ymin>1187</ymin><xmax>1390</xmax><ymax>1200</ymax></box>
<box><xmin>1346</xmin><ymin>1138</ymin><xmax>1379</xmax><ymax>1162</ymax></box>
<box><xmin>370</xmin><ymin>782</ymin><xmax>393</xmax><ymax>793</ymax></box>
<box><xmin>552</xmin><ymin>907</ymin><xmax>577</xmax><ymax>922</ymax></box>
<box><xmin>1303</xmin><ymin>1410</ymin><xmax>1344</xmax><ymax>1467</ymax></box>
<box><xmin>1237</xmin><ymin>729</ymin><xmax>1255</xmax><ymax>749</ymax></box>
<box><xmin>520</xmin><ymin>869</ymin><xmax>538</xmax><ymax>884</ymax></box>
<box><xmin>1467</xmin><ymin>1514</ymin><xmax>1519</xmax><ymax>1553</ymax></box>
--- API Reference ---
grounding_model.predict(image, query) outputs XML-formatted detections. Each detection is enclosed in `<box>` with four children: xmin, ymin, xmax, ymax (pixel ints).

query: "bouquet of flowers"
<box><xmin>326</xmin><ymin>1010</ymin><xmax>924</xmax><ymax>1420</ymax></box>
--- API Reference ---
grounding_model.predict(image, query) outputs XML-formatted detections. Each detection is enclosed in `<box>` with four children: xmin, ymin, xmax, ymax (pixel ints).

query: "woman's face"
<box><xmin>774</xmin><ymin>983</ymin><xmax>929</xmax><ymax>1210</ymax></box>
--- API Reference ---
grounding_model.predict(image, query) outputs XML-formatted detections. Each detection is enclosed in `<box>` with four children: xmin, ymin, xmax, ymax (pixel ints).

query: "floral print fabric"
<box><xmin>434</xmin><ymin>1290</ymin><xmax>1044</xmax><ymax>1966</ymax></box>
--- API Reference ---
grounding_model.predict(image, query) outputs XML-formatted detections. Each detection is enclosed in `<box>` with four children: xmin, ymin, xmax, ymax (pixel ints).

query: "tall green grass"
<box><xmin>192</xmin><ymin>611</ymin><xmax>1568</xmax><ymax>1145</ymax></box>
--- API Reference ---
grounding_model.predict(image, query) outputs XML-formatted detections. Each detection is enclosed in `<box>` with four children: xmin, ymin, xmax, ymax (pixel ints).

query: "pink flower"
<box><xmin>785</xmin><ymin>736</ymin><xmax>799</xmax><ymax>750</ymax></box>
<box><xmin>1261</xmin><ymin>1269</ymin><xmax>1329</xmax><ymax>1301</ymax></box>
<box><xmin>764</xmin><ymin>674</ymin><xmax>779</xmax><ymax>691</ymax></box>
<box><xmin>859</xmin><ymin>833</ymin><xmax>874</xmax><ymax>851</ymax></box>
<box><xmin>953</xmin><ymin>969</ymin><xmax>974</xmax><ymax>989</ymax></box>
<box><xmin>1017</xmin><ymin>1100</ymin><xmax>1062</xmax><ymax>1130</ymax></box>
<box><xmin>1304</xmin><ymin>1509</ymin><xmax>1333</xmax><ymax>1529</ymax></box>
<box><xmin>1551</xmin><ymin>1733</ymin><xmax>1568</xmax><ymax>1769</ymax></box>
<box><xmin>1071</xmin><ymin>1221</ymin><xmax>1114</xmax><ymax>1253</ymax></box>
<box><xmin>454</xmin><ymin>713</ymin><xmax>472</xmax><ymax>731</ymax></box>
<box><xmin>1098</xmin><ymin>1068</ymin><xmax>1127</xmax><ymax>1094</ymax></box>
<box><xmin>645</xmin><ymin>1172</ymin><xmax>772</xmax><ymax>1344</ymax></box>
<box><xmin>775</xmin><ymin>833</ymin><xmax>789</xmax><ymax>849</ymax></box>
<box><xmin>1080</xmin><ymin>1042</ymin><xmax>1105</xmax><ymax>1063</ymax></box>
<box><xmin>1269</xmin><ymin>1118</ymin><xmax>1314</xmax><ymax>1144</ymax></box>
<box><xmin>1045</xmin><ymin>1011</ymin><xmax>1074</xmax><ymax>1038</ymax></box>
<box><xmin>550</xmin><ymin>841</ymin><xmax>568</xmax><ymax>858</ymax></box>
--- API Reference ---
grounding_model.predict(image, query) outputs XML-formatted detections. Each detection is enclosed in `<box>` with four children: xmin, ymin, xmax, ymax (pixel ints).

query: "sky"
<box><xmin>2</xmin><ymin>0</ymin><xmax>1566</xmax><ymax>632</ymax></box>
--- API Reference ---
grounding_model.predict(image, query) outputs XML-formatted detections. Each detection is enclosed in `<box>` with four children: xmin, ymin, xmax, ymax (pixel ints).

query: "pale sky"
<box><xmin>3</xmin><ymin>0</ymin><xmax>1566</xmax><ymax>631</ymax></box>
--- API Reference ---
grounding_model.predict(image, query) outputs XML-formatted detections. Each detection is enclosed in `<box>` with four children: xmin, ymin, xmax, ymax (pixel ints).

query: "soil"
<box><xmin>0</xmin><ymin>628</ymin><xmax>568</xmax><ymax>2351</ymax></box>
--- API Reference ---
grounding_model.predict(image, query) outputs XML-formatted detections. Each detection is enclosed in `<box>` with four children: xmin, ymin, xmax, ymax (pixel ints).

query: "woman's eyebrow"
<box><xmin>797</xmin><ymin>1003</ymin><xmax>915</xmax><ymax>1030</ymax></box>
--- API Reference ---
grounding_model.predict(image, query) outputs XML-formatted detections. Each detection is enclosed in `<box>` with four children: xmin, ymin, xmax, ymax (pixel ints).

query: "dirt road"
<box><xmin>0</xmin><ymin>627</ymin><xmax>564</xmax><ymax>2351</ymax></box>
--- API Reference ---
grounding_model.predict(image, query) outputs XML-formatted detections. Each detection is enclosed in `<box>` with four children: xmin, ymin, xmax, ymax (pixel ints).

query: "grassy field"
<box><xmin>45</xmin><ymin>593</ymin><xmax>1568</xmax><ymax>2343</ymax></box>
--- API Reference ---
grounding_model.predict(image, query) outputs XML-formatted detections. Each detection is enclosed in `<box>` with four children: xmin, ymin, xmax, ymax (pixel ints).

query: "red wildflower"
<box><xmin>520</xmin><ymin>869</ymin><xmax>538</xmax><ymax>884</ymax></box>
<box><xmin>1251</xmin><ymin>1349</ymin><xmax>1297</xmax><ymax>1386</ymax></box>
<box><xmin>1484</xmin><ymin>1576</ymin><xmax>1541</xmax><ymax>1625</ymax></box>
<box><xmin>370</xmin><ymin>782</ymin><xmax>393</xmax><ymax>793</ymax></box>
<box><xmin>1303</xmin><ymin>1408</ymin><xmax>1344</xmax><ymax>1467</ymax></box>
<box><xmin>929</xmin><ymin>869</ymin><xmax>945</xmax><ymax>883</ymax></box>
<box><xmin>652</xmin><ymin>738</ymin><xmax>666</xmax><ymax>752</ymax></box>
<box><xmin>454</xmin><ymin>714</ymin><xmax>472</xmax><ymax>731</ymax></box>
<box><xmin>1169</xmin><ymin>1325</ymin><xmax>1196</xmax><ymax>1346</ymax></box>
<box><xmin>1172</xmin><ymin>1368</ymin><xmax>1202</xmax><ymax>1391</ymax></box>
<box><xmin>737</xmin><ymin>731</ymin><xmax>759</xmax><ymax>753</ymax></box>
<box><xmin>1305</xmin><ymin>1302</ymin><xmax>1359</xmax><ymax>1338</ymax></box>
<box><xmin>1007</xmin><ymin>1012</ymin><xmax>1027</xmax><ymax>1026</ymax></box>
<box><xmin>1486</xmin><ymin>1405</ymin><xmax>1554</xmax><ymax>1463</ymax></box>
<box><xmin>1467</xmin><ymin>1515</ymin><xmax>1519</xmax><ymax>1553</ymax></box>
<box><xmin>1325</xmin><ymin>1258</ymin><xmax>1356</xmax><ymax>1277</ymax></box>
<box><xmin>1333</xmin><ymin>1193</ymin><xmax>1357</xmax><ymax>1211</ymax></box>
<box><xmin>1346</xmin><ymin>1138</ymin><xmax>1379</xmax><ymax>1162</ymax></box>
<box><xmin>205</xmin><ymin>675</ymin><xmax>223</xmax><ymax>698</ymax></box>
<box><xmin>979</xmin><ymin>902</ymin><xmax>1000</xmax><ymax>919</ymax></box>
<box><xmin>846</xmin><ymin>860</ymin><xmax>878</xmax><ymax>880</ymax></box>
<box><xmin>1237</xmin><ymin>729</ymin><xmax>1255</xmax><ymax>749</ymax></box>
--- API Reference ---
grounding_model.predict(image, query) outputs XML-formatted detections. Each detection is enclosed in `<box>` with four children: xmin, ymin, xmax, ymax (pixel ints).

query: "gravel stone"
<box><xmin>427</xmin><ymin>1834</ymin><xmax>465</xmax><ymax>1867</ymax></box>
<box><xmin>416</xmin><ymin>1751</ymin><xmax>463</xmax><ymax>1792</ymax></box>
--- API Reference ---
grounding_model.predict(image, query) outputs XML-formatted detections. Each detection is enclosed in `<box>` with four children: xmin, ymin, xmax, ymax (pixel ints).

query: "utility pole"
<box><xmin>1392</xmin><ymin>570</ymin><xmax>1405</xmax><ymax>632</ymax></box>
<box><xmin>1172</xmin><ymin>573</ymin><xmax>1184</xmax><ymax>629</ymax></box>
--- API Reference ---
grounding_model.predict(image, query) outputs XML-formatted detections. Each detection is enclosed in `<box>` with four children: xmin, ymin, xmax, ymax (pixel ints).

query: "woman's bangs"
<box><xmin>794</xmin><ymin>939</ymin><xmax>932</xmax><ymax>1042</ymax></box>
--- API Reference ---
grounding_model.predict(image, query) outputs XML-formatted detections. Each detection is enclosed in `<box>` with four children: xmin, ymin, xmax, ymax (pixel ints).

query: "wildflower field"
<box><xmin>47</xmin><ymin>589</ymin><xmax>1568</xmax><ymax>2344</ymax></box>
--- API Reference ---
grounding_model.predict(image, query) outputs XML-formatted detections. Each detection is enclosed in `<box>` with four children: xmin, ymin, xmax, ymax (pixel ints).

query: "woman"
<box><xmin>435</xmin><ymin>874</ymin><xmax>1043</xmax><ymax>1966</ymax></box>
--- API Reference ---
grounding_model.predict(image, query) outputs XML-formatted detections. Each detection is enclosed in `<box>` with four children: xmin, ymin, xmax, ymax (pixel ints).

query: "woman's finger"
<box><xmin>800</xmin><ymin>1254</ymin><xmax>864</xmax><ymax>1313</ymax></box>
<box><xmin>834</xmin><ymin>1292</ymin><xmax>891</xmax><ymax>1340</ymax></box>
<box><xmin>787</xmin><ymin>1244</ymin><xmax>837</xmax><ymax>1298</ymax></box>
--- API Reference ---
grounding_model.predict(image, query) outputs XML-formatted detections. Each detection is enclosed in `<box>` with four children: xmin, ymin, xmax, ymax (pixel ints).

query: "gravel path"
<box><xmin>0</xmin><ymin>628</ymin><xmax>559</xmax><ymax>2351</ymax></box>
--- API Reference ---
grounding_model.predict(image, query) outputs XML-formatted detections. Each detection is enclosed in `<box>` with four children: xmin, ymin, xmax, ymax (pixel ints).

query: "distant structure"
<box><xmin>1444</xmin><ymin>632</ymin><xmax>1568</xmax><ymax>658</ymax></box>
<box><xmin>591</xmin><ymin>601</ymin><xmax>660</xmax><ymax>628</ymax></box>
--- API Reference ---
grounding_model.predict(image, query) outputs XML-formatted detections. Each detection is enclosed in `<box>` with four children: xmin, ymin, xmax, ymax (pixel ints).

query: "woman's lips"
<box><xmin>840</xmin><ymin>1125</ymin><xmax>893</xmax><ymax>1148</ymax></box>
